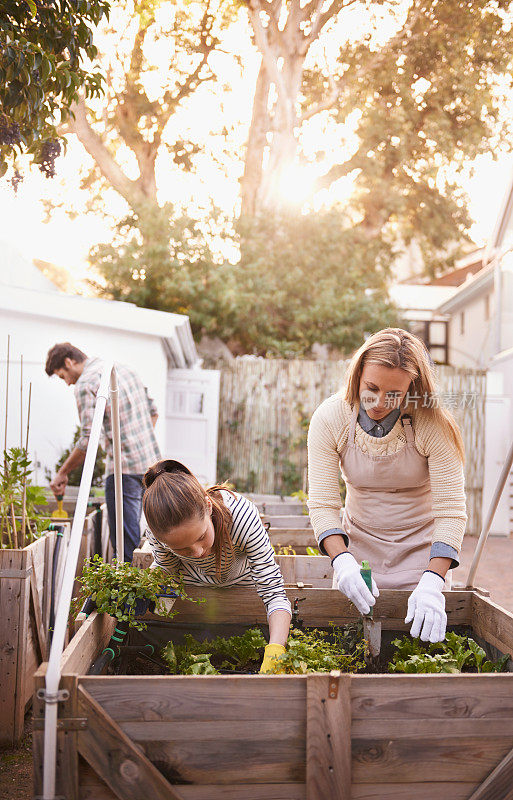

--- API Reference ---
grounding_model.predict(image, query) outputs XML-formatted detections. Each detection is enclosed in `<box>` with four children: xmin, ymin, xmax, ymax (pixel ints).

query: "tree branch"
<box><xmin>245</xmin><ymin>0</ymin><xmax>294</xmax><ymax>127</ymax></box>
<box><xmin>299</xmin><ymin>71</ymin><xmax>339</xmax><ymax>123</ymax></box>
<box><xmin>303</xmin><ymin>0</ymin><xmax>358</xmax><ymax>49</ymax></box>
<box><xmin>69</xmin><ymin>98</ymin><xmax>146</xmax><ymax>209</ymax></box>
<box><xmin>313</xmin><ymin>154</ymin><xmax>359</xmax><ymax>192</ymax></box>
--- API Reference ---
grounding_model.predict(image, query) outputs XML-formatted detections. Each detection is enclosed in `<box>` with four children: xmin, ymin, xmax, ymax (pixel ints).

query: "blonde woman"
<box><xmin>307</xmin><ymin>328</ymin><xmax>466</xmax><ymax>643</ymax></box>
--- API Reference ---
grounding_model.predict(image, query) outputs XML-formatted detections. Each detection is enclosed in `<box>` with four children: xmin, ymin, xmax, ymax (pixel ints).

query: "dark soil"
<box><xmin>0</xmin><ymin>716</ymin><xmax>32</xmax><ymax>800</ymax></box>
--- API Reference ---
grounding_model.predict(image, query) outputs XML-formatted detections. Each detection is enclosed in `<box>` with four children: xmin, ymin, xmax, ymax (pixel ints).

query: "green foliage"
<box><xmin>89</xmin><ymin>203</ymin><xmax>237</xmax><ymax>342</ymax></box>
<box><xmin>45</xmin><ymin>426</ymin><xmax>105</xmax><ymax>487</ymax></box>
<box><xmin>92</xmin><ymin>203</ymin><xmax>400</xmax><ymax>357</ymax></box>
<box><xmin>389</xmin><ymin>632</ymin><xmax>510</xmax><ymax>674</ymax></box>
<box><xmin>77</xmin><ymin>554</ymin><xmax>200</xmax><ymax>630</ymax></box>
<box><xmin>300</xmin><ymin>0</ymin><xmax>513</xmax><ymax>274</ymax></box>
<box><xmin>272</xmin><ymin>544</ymin><xmax>296</xmax><ymax>556</ymax></box>
<box><xmin>210</xmin><ymin>628</ymin><xmax>268</xmax><ymax>671</ymax></box>
<box><xmin>162</xmin><ymin>627</ymin><xmax>268</xmax><ymax>674</ymax></box>
<box><xmin>0</xmin><ymin>0</ymin><xmax>109</xmax><ymax>174</ymax></box>
<box><xmin>267</xmin><ymin>624</ymin><xmax>367</xmax><ymax>675</ymax></box>
<box><xmin>291</xmin><ymin>490</ymin><xmax>309</xmax><ymax>515</ymax></box>
<box><xmin>1</xmin><ymin>447</ymin><xmax>48</xmax><ymax>548</ymax></box>
<box><xmin>233</xmin><ymin>209</ymin><xmax>401</xmax><ymax>356</ymax></box>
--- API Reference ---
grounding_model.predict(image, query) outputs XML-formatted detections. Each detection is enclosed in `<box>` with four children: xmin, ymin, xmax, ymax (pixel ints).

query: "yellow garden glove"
<box><xmin>260</xmin><ymin>643</ymin><xmax>286</xmax><ymax>674</ymax></box>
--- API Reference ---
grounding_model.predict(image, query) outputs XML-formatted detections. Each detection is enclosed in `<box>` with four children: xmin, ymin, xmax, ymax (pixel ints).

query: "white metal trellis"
<box><xmin>39</xmin><ymin>363</ymin><xmax>124</xmax><ymax>800</ymax></box>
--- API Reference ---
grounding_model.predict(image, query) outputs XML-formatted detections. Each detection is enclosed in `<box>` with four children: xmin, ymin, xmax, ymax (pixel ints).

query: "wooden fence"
<box><xmin>216</xmin><ymin>358</ymin><xmax>486</xmax><ymax>535</ymax></box>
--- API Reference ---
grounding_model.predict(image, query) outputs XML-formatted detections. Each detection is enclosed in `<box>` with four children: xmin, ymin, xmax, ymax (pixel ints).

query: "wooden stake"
<box><xmin>4</xmin><ymin>334</ymin><xmax>9</xmax><ymax>455</ymax></box>
<box><xmin>10</xmin><ymin>502</ymin><xmax>18</xmax><ymax>549</ymax></box>
<box><xmin>20</xmin><ymin>355</ymin><xmax>23</xmax><ymax>449</ymax></box>
<box><xmin>21</xmin><ymin>383</ymin><xmax>32</xmax><ymax>548</ymax></box>
<box><xmin>25</xmin><ymin>382</ymin><xmax>31</xmax><ymax>452</ymax></box>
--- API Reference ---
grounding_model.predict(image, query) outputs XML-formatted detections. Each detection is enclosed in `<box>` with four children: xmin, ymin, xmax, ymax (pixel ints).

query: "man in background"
<box><xmin>46</xmin><ymin>342</ymin><xmax>161</xmax><ymax>562</ymax></box>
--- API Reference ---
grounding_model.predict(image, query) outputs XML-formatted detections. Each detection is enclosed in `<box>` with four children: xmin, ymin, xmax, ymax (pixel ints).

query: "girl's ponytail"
<box><xmin>143</xmin><ymin>459</ymin><xmax>193</xmax><ymax>489</ymax></box>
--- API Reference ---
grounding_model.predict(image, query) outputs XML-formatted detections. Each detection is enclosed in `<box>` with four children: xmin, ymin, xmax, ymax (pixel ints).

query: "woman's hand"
<box><xmin>405</xmin><ymin>571</ymin><xmax>446</xmax><ymax>643</ymax></box>
<box><xmin>332</xmin><ymin>552</ymin><xmax>379</xmax><ymax>615</ymax></box>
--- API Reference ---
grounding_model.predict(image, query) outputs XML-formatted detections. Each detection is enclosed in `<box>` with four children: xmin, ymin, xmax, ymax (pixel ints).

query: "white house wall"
<box><xmin>0</xmin><ymin>310</ymin><xmax>168</xmax><ymax>485</ymax></box>
<box><xmin>447</xmin><ymin>291</ymin><xmax>494</xmax><ymax>368</ymax></box>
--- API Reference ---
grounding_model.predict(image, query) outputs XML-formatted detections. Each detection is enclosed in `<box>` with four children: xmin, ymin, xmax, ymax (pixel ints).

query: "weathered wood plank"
<box><xmin>263</xmin><ymin>516</ymin><xmax>312</xmax><ymax>529</ymax></box>
<box><xmin>30</xmin><ymin>563</ymin><xmax>47</xmax><ymax>661</ymax></box>
<box><xmin>140</xmin><ymin>738</ymin><xmax>304</xmax><ymax>784</ymax></box>
<box><xmin>352</xmin><ymin>674</ymin><xmax>513</xmax><ymax>719</ymax></box>
<box><xmin>58</xmin><ymin>675</ymin><xmax>80</xmax><ymax>800</ymax></box>
<box><xmin>77</xmin><ymin>686</ymin><xmax>185</xmax><ymax>800</ymax></box>
<box><xmin>0</xmin><ymin>549</ymin><xmax>24</xmax><ymax>746</ymax></box>
<box><xmin>59</xmin><ymin>611</ymin><xmax>116</xmax><ymax>676</ymax></box>
<box><xmin>472</xmin><ymin>593</ymin><xmax>513</xmax><ymax>657</ymax></box>
<box><xmin>13</xmin><ymin>548</ymin><xmax>30</xmax><ymax>745</ymax></box>
<box><xmin>119</xmin><ymin>719</ymin><xmax>303</xmax><ymax>742</ymax></box>
<box><xmin>80</xmin><ymin>762</ymin><xmax>307</xmax><ymax>800</ymax></box>
<box><xmin>353</xmin><ymin>718</ymin><xmax>513</xmax><ymax>737</ymax></box>
<box><xmin>80</xmin><ymin>758</ymin><xmax>118</xmax><ymax>800</ymax></box>
<box><xmin>466</xmin><ymin>743</ymin><xmax>513</xmax><ymax>800</ymax></box>
<box><xmin>163</xmin><ymin>587</ymin><xmax>471</xmax><ymax>627</ymax></box>
<box><xmin>180</xmin><ymin>785</ymin><xmax>306</xmax><ymax>799</ymax></box>
<box><xmin>80</xmin><ymin>675</ymin><xmax>307</xmax><ymax>722</ymax></box>
<box><xmin>351</xmin><ymin>784</ymin><xmax>478</xmax><ymax>799</ymax></box>
<box><xmin>352</xmin><ymin>736</ymin><xmax>513</xmax><ymax>783</ymax></box>
<box><xmin>275</xmin><ymin>555</ymin><xmax>332</xmax><ymax>587</ymax></box>
<box><xmin>306</xmin><ymin>673</ymin><xmax>350</xmax><ymax>800</ymax></box>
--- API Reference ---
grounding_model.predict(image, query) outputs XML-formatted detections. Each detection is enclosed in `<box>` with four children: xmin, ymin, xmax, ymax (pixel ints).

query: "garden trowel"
<box><xmin>360</xmin><ymin>560</ymin><xmax>381</xmax><ymax>658</ymax></box>
<box><xmin>52</xmin><ymin>495</ymin><xmax>68</xmax><ymax>519</ymax></box>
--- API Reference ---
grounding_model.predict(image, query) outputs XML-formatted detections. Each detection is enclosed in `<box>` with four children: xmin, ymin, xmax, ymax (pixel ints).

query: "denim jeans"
<box><xmin>105</xmin><ymin>473</ymin><xmax>143</xmax><ymax>563</ymax></box>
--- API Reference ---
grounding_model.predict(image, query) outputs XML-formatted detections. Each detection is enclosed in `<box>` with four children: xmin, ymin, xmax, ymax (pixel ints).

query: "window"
<box><xmin>409</xmin><ymin>319</ymin><xmax>448</xmax><ymax>364</ymax></box>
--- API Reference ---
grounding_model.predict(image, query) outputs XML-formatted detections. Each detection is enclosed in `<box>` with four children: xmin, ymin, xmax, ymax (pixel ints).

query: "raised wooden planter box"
<box><xmin>275</xmin><ymin>554</ymin><xmax>332</xmax><ymax>587</ymax></box>
<box><xmin>0</xmin><ymin>527</ymin><xmax>71</xmax><ymax>746</ymax></box>
<box><xmin>133</xmin><ymin>543</ymin><xmax>331</xmax><ymax>587</ymax></box>
<box><xmin>33</xmin><ymin>586</ymin><xmax>513</xmax><ymax>800</ymax></box>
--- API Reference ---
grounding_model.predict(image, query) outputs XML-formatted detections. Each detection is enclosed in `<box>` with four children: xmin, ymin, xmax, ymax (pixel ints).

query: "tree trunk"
<box><xmin>240</xmin><ymin>61</ymin><xmax>271</xmax><ymax>217</ymax></box>
<box><xmin>258</xmin><ymin>54</ymin><xmax>304</xmax><ymax>212</ymax></box>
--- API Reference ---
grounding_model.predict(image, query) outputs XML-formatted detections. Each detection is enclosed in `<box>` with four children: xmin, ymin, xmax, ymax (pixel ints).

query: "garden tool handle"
<box><xmin>360</xmin><ymin>560</ymin><xmax>373</xmax><ymax>619</ymax></box>
<box><xmin>466</xmin><ymin>433</ymin><xmax>513</xmax><ymax>587</ymax></box>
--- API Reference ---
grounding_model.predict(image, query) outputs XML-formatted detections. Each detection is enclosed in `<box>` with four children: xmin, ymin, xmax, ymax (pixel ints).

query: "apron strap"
<box><xmin>349</xmin><ymin>403</ymin><xmax>358</xmax><ymax>444</ymax></box>
<box><xmin>401</xmin><ymin>414</ymin><xmax>415</xmax><ymax>444</ymax></box>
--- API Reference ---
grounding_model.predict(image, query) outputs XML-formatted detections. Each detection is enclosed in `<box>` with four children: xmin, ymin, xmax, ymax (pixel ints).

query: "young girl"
<box><xmin>307</xmin><ymin>328</ymin><xmax>467</xmax><ymax>644</ymax></box>
<box><xmin>142</xmin><ymin>459</ymin><xmax>291</xmax><ymax>673</ymax></box>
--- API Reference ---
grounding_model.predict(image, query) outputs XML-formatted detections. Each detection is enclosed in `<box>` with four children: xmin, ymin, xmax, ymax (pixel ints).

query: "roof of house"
<box><xmin>0</xmin><ymin>283</ymin><xmax>199</xmax><ymax>368</ymax></box>
<box><xmin>389</xmin><ymin>283</ymin><xmax>457</xmax><ymax>320</ymax></box>
<box><xmin>430</xmin><ymin>248</ymin><xmax>486</xmax><ymax>286</ymax></box>
<box><xmin>1</xmin><ymin>240</ymin><xmax>61</xmax><ymax>293</ymax></box>
<box><xmin>436</xmin><ymin>262</ymin><xmax>494</xmax><ymax>315</ymax></box>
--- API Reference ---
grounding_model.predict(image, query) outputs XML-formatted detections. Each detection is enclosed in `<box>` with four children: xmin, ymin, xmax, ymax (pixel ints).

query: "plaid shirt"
<box><xmin>74</xmin><ymin>357</ymin><xmax>161</xmax><ymax>476</ymax></box>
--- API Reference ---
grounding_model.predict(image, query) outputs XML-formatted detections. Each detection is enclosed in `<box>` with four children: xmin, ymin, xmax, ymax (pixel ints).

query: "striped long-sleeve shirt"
<box><xmin>144</xmin><ymin>490</ymin><xmax>292</xmax><ymax>618</ymax></box>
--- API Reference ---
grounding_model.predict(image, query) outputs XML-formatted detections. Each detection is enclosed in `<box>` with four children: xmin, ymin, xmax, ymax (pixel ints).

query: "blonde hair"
<box><xmin>344</xmin><ymin>328</ymin><xmax>464</xmax><ymax>462</ymax></box>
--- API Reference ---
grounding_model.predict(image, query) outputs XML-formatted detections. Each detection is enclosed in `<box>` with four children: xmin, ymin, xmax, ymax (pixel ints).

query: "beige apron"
<box><xmin>337</xmin><ymin>405</ymin><xmax>447</xmax><ymax>590</ymax></box>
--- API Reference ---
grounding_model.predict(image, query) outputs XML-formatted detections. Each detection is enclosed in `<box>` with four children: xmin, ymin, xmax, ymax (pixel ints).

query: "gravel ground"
<box><xmin>0</xmin><ymin>718</ymin><xmax>32</xmax><ymax>800</ymax></box>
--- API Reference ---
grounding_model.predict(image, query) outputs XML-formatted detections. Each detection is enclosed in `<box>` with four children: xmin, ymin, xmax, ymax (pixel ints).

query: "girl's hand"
<box><xmin>260</xmin><ymin>643</ymin><xmax>286</xmax><ymax>674</ymax></box>
<box><xmin>405</xmin><ymin>571</ymin><xmax>447</xmax><ymax>643</ymax></box>
<box><xmin>332</xmin><ymin>552</ymin><xmax>379</xmax><ymax>615</ymax></box>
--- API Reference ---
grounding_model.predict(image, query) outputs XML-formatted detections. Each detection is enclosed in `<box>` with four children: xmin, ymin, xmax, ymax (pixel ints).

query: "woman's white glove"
<box><xmin>405</xmin><ymin>571</ymin><xmax>447</xmax><ymax>643</ymax></box>
<box><xmin>332</xmin><ymin>552</ymin><xmax>379</xmax><ymax>615</ymax></box>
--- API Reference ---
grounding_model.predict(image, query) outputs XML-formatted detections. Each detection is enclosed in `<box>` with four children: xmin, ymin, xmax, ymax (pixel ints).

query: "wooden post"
<box><xmin>0</xmin><ymin>548</ymin><xmax>31</xmax><ymax>746</ymax></box>
<box><xmin>306</xmin><ymin>672</ymin><xmax>351</xmax><ymax>800</ymax></box>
